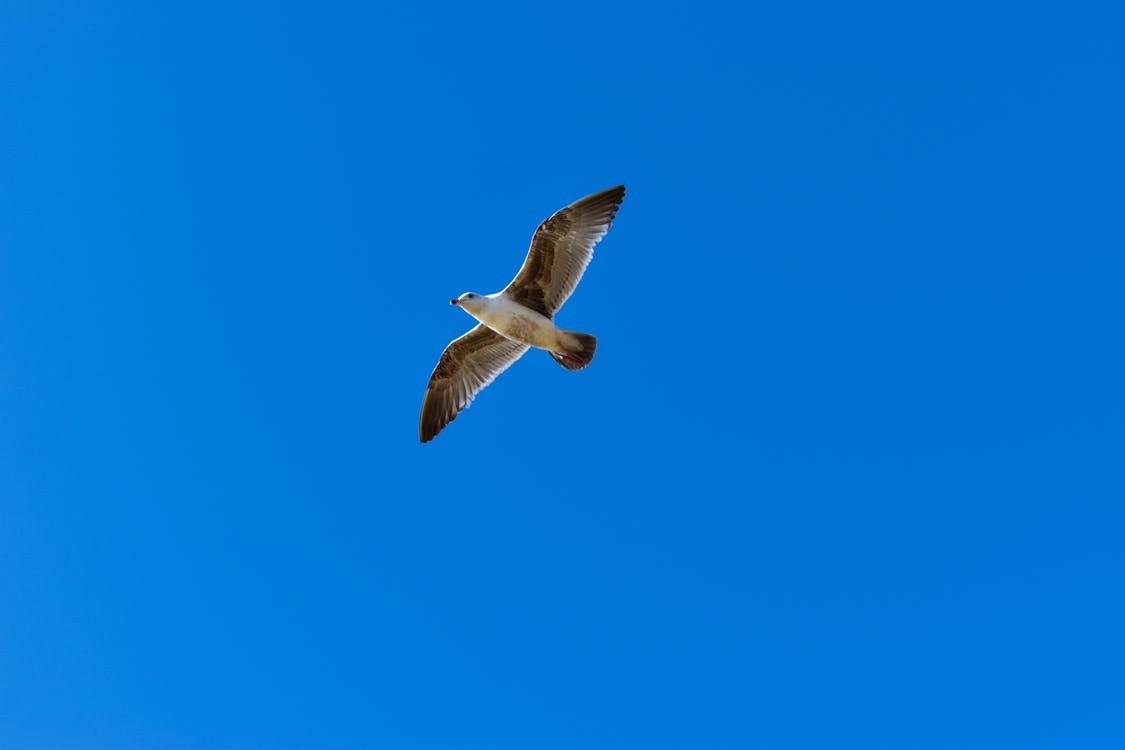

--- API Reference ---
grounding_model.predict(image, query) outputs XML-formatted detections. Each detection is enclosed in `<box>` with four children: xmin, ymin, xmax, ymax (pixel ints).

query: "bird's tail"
<box><xmin>551</xmin><ymin>330</ymin><xmax>597</xmax><ymax>371</ymax></box>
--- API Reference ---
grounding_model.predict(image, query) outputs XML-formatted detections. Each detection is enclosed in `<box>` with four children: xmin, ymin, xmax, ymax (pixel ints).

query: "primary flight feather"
<box><xmin>419</xmin><ymin>185</ymin><xmax>626</xmax><ymax>442</ymax></box>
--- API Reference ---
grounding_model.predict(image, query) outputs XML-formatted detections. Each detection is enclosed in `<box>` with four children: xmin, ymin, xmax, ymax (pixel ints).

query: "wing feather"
<box><xmin>503</xmin><ymin>185</ymin><xmax>625</xmax><ymax>317</ymax></box>
<box><xmin>419</xmin><ymin>324</ymin><xmax>529</xmax><ymax>442</ymax></box>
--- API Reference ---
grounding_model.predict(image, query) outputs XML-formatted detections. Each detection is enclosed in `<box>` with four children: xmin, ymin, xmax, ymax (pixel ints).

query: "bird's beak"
<box><xmin>450</xmin><ymin>298</ymin><xmax>460</xmax><ymax>306</ymax></box>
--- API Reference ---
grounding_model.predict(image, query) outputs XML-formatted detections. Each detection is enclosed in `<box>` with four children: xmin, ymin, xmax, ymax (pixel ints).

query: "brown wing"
<box><xmin>419</xmin><ymin>324</ymin><xmax>529</xmax><ymax>442</ymax></box>
<box><xmin>503</xmin><ymin>185</ymin><xmax>625</xmax><ymax>317</ymax></box>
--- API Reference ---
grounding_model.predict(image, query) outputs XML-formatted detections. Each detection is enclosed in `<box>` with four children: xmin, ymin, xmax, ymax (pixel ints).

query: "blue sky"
<box><xmin>2</xmin><ymin>2</ymin><xmax>1123</xmax><ymax>748</ymax></box>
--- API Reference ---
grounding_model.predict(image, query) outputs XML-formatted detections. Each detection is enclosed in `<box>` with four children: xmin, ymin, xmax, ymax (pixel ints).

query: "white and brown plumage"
<box><xmin>419</xmin><ymin>185</ymin><xmax>626</xmax><ymax>442</ymax></box>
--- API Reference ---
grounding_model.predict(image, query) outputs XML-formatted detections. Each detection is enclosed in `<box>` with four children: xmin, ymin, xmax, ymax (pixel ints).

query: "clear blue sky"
<box><xmin>2</xmin><ymin>2</ymin><xmax>1123</xmax><ymax>748</ymax></box>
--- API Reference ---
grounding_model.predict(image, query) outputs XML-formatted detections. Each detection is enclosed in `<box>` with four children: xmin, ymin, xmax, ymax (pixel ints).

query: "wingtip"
<box><xmin>569</xmin><ymin>184</ymin><xmax>626</xmax><ymax>219</ymax></box>
<box><xmin>419</xmin><ymin>420</ymin><xmax>444</xmax><ymax>443</ymax></box>
<box><xmin>418</xmin><ymin>404</ymin><xmax>446</xmax><ymax>443</ymax></box>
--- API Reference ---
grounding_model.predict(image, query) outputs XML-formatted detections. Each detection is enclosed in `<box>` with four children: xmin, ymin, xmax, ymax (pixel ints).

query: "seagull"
<box><xmin>419</xmin><ymin>185</ymin><xmax>626</xmax><ymax>442</ymax></box>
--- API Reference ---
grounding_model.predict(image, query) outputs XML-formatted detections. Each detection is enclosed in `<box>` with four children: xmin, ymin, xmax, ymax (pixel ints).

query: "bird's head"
<box><xmin>450</xmin><ymin>292</ymin><xmax>486</xmax><ymax>314</ymax></box>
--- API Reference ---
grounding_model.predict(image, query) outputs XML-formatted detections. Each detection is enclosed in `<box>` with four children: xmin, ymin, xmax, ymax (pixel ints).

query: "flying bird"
<box><xmin>419</xmin><ymin>185</ymin><xmax>626</xmax><ymax>442</ymax></box>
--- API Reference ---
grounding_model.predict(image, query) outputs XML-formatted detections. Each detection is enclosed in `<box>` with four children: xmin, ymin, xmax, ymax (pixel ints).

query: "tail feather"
<box><xmin>551</xmin><ymin>331</ymin><xmax>596</xmax><ymax>370</ymax></box>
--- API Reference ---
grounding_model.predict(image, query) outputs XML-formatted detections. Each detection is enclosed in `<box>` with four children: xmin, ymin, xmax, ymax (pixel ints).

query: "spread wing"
<box><xmin>503</xmin><ymin>185</ymin><xmax>625</xmax><ymax>317</ymax></box>
<box><xmin>419</xmin><ymin>324</ymin><xmax>529</xmax><ymax>442</ymax></box>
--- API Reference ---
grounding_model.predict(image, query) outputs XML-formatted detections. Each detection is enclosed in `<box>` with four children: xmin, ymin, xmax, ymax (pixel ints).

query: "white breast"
<box><xmin>477</xmin><ymin>294</ymin><xmax>559</xmax><ymax>349</ymax></box>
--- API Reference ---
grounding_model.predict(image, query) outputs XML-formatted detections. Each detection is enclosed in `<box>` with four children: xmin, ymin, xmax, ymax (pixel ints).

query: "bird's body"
<box><xmin>466</xmin><ymin>293</ymin><xmax>558</xmax><ymax>350</ymax></box>
<box><xmin>419</xmin><ymin>185</ymin><xmax>625</xmax><ymax>442</ymax></box>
